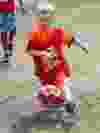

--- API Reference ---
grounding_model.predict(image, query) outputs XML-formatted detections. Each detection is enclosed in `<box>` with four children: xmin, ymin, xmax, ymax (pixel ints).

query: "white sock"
<box><xmin>64</xmin><ymin>86</ymin><xmax>73</xmax><ymax>103</ymax></box>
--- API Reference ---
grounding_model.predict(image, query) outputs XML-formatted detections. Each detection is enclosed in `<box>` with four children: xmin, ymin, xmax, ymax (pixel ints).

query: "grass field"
<box><xmin>0</xmin><ymin>1</ymin><xmax>100</xmax><ymax>133</ymax></box>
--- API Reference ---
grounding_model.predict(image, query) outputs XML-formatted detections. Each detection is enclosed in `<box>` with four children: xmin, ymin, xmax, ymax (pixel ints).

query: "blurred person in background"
<box><xmin>0</xmin><ymin>0</ymin><xmax>16</xmax><ymax>63</ymax></box>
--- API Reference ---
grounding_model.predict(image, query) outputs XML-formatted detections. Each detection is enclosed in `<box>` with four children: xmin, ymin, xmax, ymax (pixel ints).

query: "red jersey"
<box><xmin>27</xmin><ymin>23</ymin><xmax>72</xmax><ymax>88</ymax></box>
<box><xmin>0</xmin><ymin>0</ymin><xmax>16</xmax><ymax>12</ymax></box>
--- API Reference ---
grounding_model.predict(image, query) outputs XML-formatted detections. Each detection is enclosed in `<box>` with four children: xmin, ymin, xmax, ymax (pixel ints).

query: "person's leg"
<box><xmin>32</xmin><ymin>78</ymin><xmax>48</xmax><ymax>126</ymax></box>
<box><xmin>32</xmin><ymin>79</ymin><xmax>41</xmax><ymax>97</ymax></box>
<box><xmin>64</xmin><ymin>78</ymin><xmax>77</xmax><ymax>114</ymax></box>
<box><xmin>8</xmin><ymin>31</ymin><xmax>16</xmax><ymax>56</ymax></box>
<box><xmin>0</xmin><ymin>12</ymin><xmax>10</xmax><ymax>62</ymax></box>
<box><xmin>1</xmin><ymin>32</ymin><xmax>9</xmax><ymax>62</ymax></box>
<box><xmin>64</xmin><ymin>78</ymin><xmax>73</xmax><ymax>102</ymax></box>
<box><xmin>7</xmin><ymin>12</ymin><xmax>16</xmax><ymax>57</ymax></box>
<box><xmin>18</xmin><ymin>0</ymin><xmax>27</xmax><ymax>15</ymax></box>
<box><xmin>32</xmin><ymin>78</ymin><xmax>43</xmax><ymax>112</ymax></box>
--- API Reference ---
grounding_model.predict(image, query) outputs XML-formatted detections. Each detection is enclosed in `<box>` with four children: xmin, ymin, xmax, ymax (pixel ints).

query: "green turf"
<box><xmin>0</xmin><ymin>80</ymin><xmax>32</xmax><ymax>96</ymax></box>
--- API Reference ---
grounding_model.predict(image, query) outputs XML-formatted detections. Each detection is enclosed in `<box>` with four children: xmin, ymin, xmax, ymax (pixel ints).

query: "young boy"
<box><xmin>25</xmin><ymin>3</ymin><xmax>88</xmax><ymax>113</ymax></box>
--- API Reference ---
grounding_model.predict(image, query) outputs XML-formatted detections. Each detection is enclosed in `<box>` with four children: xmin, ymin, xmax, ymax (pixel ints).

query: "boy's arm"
<box><xmin>25</xmin><ymin>40</ymin><xmax>32</xmax><ymax>53</ymax></box>
<box><xmin>25</xmin><ymin>39</ymin><xmax>48</xmax><ymax>57</ymax></box>
<box><xmin>24</xmin><ymin>39</ymin><xmax>40</xmax><ymax>56</ymax></box>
